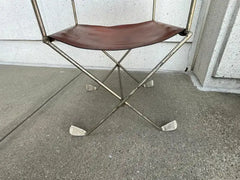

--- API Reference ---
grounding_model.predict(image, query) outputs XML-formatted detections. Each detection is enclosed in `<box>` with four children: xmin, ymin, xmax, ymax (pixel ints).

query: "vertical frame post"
<box><xmin>152</xmin><ymin>0</ymin><xmax>157</xmax><ymax>21</ymax></box>
<box><xmin>31</xmin><ymin>0</ymin><xmax>47</xmax><ymax>38</ymax></box>
<box><xmin>186</xmin><ymin>0</ymin><xmax>197</xmax><ymax>31</ymax></box>
<box><xmin>71</xmin><ymin>0</ymin><xmax>78</xmax><ymax>25</ymax></box>
<box><xmin>117</xmin><ymin>66</ymin><xmax>124</xmax><ymax>99</ymax></box>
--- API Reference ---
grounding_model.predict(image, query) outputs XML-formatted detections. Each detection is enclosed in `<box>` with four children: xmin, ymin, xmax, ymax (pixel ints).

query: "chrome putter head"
<box><xmin>86</xmin><ymin>84</ymin><xmax>97</xmax><ymax>92</ymax></box>
<box><xmin>69</xmin><ymin>125</ymin><xmax>87</xmax><ymax>136</ymax></box>
<box><xmin>143</xmin><ymin>80</ymin><xmax>154</xmax><ymax>88</ymax></box>
<box><xmin>161</xmin><ymin>120</ymin><xmax>177</xmax><ymax>132</ymax></box>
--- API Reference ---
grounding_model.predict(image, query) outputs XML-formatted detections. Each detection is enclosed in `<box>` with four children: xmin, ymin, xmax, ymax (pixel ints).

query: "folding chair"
<box><xmin>31</xmin><ymin>0</ymin><xmax>197</xmax><ymax>136</ymax></box>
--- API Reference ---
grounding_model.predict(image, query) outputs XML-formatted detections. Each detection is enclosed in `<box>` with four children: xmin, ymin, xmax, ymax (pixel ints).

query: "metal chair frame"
<box><xmin>31</xmin><ymin>0</ymin><xmax>197</xmax><ymax>136</ymax></box>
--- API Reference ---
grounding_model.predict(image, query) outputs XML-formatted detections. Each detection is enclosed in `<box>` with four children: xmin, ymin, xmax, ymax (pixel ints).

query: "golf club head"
<box><xmin>86</xmin><ymin>84</ymin><xmax>97</xmax><ymax>92</ymax></box>
<box><xmin>143</xmin><ymin>80</ymin><xmax>154</xmax><ymax>88</ymax></box>
<box><xmin>161</xmin><ymin>120</ymin><xmax>177</xmax><ymax>132</ymax></box>
<box><xmin>69</xmin><ymin>125</ymin><xmax>87</xmax><ymax>136</ymax></box>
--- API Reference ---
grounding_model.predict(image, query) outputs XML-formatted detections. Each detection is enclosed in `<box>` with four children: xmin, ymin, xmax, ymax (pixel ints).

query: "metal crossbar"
<box><xmin>117</xmin><ymin>66</ymin><xmax>124</xmax><ymax>99</ymax></box>
<box><xmin>152</xmin><ymin>0</ymin><xmax>157</xmax><ymax>21</ymax></box>
<box><xmin>102</xmin><ymin>51</ymin><xmax>140</xmax><ymax>84</ymax></box>
<box><xmin>86</xmin><ymin>50</ymin><xmax>154</xmax><ymax>95</ymax></box>
<box><xmin>31</xmin><ymin>0</ymin><xmax>196</xmax><ymax>136</ymax></box>
<box><xmin>86</xmin><ymin>50</ymin><xmax>135</xmax><ymax>92</ymax></box>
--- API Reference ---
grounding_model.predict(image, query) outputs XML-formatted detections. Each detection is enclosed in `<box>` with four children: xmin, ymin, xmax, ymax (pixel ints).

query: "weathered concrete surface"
<box><xmin>0</xmin><ymin>65</ymin><xmax>80</xmax><ymax>140</ymax></box>
<box><xmin>0</xmin><ymin>67</ymin><xmax>239</xmax><ymax>180</ymax></box>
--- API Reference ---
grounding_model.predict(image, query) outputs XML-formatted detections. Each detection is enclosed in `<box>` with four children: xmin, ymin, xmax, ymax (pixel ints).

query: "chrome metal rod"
<box><xmin>31</xmin><ymin>0</ymin><xmax>47</xmax><ymax>37</ymax></box>
<box><xmin>71</xmin><ymin>0</ymin><xmax>78</xmax><ymax>25</ymax></box>
<box><xmin>48</xmin><ymin>42</ymin><xmax>121</xmax><ymax>100</ymax></box>
<box><xmin>186</xmin><ymin>0</ymin><xmax>197</xmax><ymax>31</ymax></box>
<box><xmin>95</xmin><ymin>66</ymin><xmax>115</xmax><ymax>90</ymax></box>
<box><xmin>152</xmin><ymin>0</ymin><xmax>157</xmax><ymax>21</ymax></box>
<box><xmin>95</xmin><ymin>50</ymin><xmax>131</xmax><ymax>90</ymax></box>
<box><xmin>102</xmin><ymin>51</ymin><xmax>140</xmax><ymax>84</ymax></box>
<box><xmin>127</xmin><ymin>103</ymin><xmax>162</xmax><ymax>130</ymax></box>
<box><xmin>117</xmin><ymin>66</ymin><xmax>124</xmax><ymax>99</ymax></box>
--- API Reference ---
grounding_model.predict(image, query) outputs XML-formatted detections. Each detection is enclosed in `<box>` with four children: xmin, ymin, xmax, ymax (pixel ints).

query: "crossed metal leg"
<box><xmin>85</xmin><ymin>50</ymin><xmax>131</xmax><ymax>92</ymax></box>
<box><xmin>86</xmin><ymin>50</ymin><xmax>154</xmax><ymax>94</ymax></box>
<box><xmin>47</xmin><ymin>32</ymin><xmax>192</xmax><ymax>136</ymax></box>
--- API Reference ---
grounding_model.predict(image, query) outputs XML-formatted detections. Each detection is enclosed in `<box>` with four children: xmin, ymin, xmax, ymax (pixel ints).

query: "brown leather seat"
<box><xmin>49</xmin><ymin>21</ymin><xmax>184</xmax><ymax>51</ymax></box>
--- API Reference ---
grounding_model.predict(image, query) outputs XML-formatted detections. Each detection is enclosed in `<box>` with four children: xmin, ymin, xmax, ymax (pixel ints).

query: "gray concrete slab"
<box><xmin>0</xmin><ymin>67</ymin><xmax>240</xmax><ymax>180</ymax></box>
<box><xmin>0</xmin><ymin>65</ymin><xmax>80</xmax><ymax>140</ymax></box>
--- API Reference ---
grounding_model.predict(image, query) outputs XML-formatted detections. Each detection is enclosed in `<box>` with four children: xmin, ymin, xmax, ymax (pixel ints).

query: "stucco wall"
<box><xmin>192</xmin><ymin>0</ymin><xmax>240</xmax><ymax>93</ymax></box>
<box><xmin>214</xmin><ymin>6</ymin><xmax>240</xmax><ymax>79</ymax></box>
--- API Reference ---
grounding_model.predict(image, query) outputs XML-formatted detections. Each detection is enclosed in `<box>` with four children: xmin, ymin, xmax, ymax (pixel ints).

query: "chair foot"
<box><xmin>161</xmin><ymin>120</ymin><xmax>177</xmax><ymax>132</ymax></box>
<box><xmin>143</xmin><ymin>80</ymin><xmax>154</xmax><ymax>88</ymax></box>
<box><xmin>69</xmin><ymin>125</ymin><xmax>87</xmax><ymax>136</ymax></box>
<box><xmin>86</xmin><ymin>84</ymin><xmax>97</xmax><ymax>92</ymax></box>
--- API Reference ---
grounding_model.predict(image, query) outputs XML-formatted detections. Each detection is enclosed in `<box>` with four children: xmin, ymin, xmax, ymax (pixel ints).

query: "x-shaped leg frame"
<box><xmin>86</xmin><ymin>50</ymin><xmax>154</xmax><ymax>96</ymax></box>
<box><xmin>46</xmin><ymin>32</ymin><xmax>192</xmax><ymax>136</ymax></box>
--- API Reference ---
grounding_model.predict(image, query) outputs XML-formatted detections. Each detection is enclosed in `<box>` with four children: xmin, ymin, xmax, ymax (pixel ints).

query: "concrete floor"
<box><xmin>0</xmin><ymin>65</ymin><xmax>239</xmax><ymax>180</ymax></box>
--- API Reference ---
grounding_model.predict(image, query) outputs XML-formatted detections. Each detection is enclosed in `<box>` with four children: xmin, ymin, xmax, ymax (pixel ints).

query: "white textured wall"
<box><xmin>203</xmin><ymin>0</ymin><xmax>240</xmax><ymax>93</ymax></box>
<box><xmin>215</xmin><ymin>6</ymin><xmax>240</xmax><ymax>79</ymax></box>
<box><xmin>192</xmin><ymin>0</ymin><xmax>240</xmax><ymax>94</ymax></box>
<box><xmin>0</xmin><ymin>0</ymin><xmax>202</xmax><ymax>71</ymax></box>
